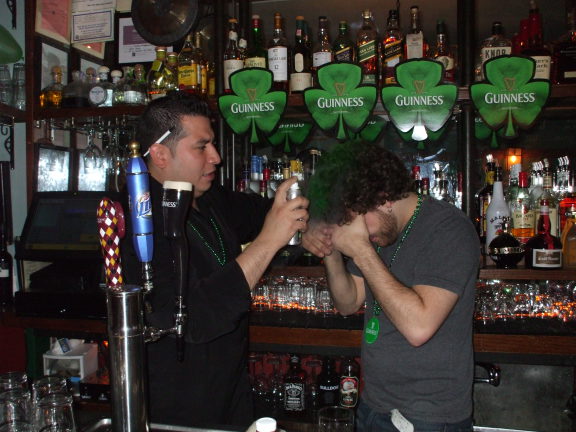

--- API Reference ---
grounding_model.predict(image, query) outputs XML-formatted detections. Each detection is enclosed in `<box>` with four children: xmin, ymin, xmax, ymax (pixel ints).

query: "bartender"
<box><xmin>121</xmin><ymin>91</ymin><xmax>309</xmax><ymax>428</ymax></box>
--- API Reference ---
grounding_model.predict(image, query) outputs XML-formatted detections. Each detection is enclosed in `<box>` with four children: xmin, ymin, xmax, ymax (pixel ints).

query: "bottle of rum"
<box><xmin>479</xmin><ymin>22</ymin><xmax>512</xmax><ymax>80</ymax></box>
<box><xmin>357</xmin><ymin>9</ymin><xmax>379</xmax><ymax>86</ymax></box>
<box><xmin>382</xmin><ymin>9</ymin><xmax>403</xmax><ymax>85</ymax></box>
<box><xmin>283</xmin><ymin>354</ymin><xmax>307</xmax><ymax>416</ymax></box>
<box><xmin>405</xmin><ymin>5</ymin><xmax>428</xmax><ymax>59</ymax></box>
<box><xmin>486</xmin><ymin>166</ymin><xmax>511</xmax><ymax>254</ymax></box>
<box><xmin>224</xmin><ymin>18</ymin><xmax>244</xmax><ymax>93</ymax></box>
<box><xmin>433</xmin><ymin>20</ymin><xmax>455</xmax><ymax>82</ymax></box>
<box><xmin>0</xmin><ymin>228</ymin><xmax>13</xmax><ymax>306</ymax></box>
<box><xmin>521</xmin><ymin>0</ymin><xmax>551</xmax><ymax>80</ymax></box>
<box><xmin>524</xmin><ymin>199</ymin><xmax>563</xmax><ymax>269</ymax></box>
<box><xmin>39</xmin><ymin>66</ymin><xmax>64</xmax><ymax>108</ymax></box>
<box><xmin>245</xmin><ymin>14</ymin><xmax>267</xmax><ymax>69</ymax></box>
<box><xmin>268</xmin><ymin>12</ymin><xmax>290</xmax><ymax>91</ymax></box>
<box><xmin>312</xmin><ymin>16</ymin><xmax>333</xmax><ymax>73</ymax></box>
<box><xmin>552</xmin><ymin>8</ymin><xmax>576</xmax><ymax>84</ymax></box>
<box><xmin>178</xmin><ymin>33</ymin><xmax>198</xmax><ymax>94</ymax></box>
<box><xmin>510</xmin><ymin>171</ymin><xmax>535</xmax><ymax>245</ymax></box>
<box><xmin>290</xmin><ymin>16</ymin><xmax>312</xmax><ymax>93</ymax></box>
<box><xmin>339</xmin><ymin>356</ymin><xmax>360</xmax><ymax>409</ymax></box>
<box><xmin>333</xmin><ymin>21</ymin><xmax>356</xmax><ymax>63</ymax></box>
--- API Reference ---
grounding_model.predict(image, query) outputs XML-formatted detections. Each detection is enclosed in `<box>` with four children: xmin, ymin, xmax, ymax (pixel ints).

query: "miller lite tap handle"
<box><xmin>162</xmin><ymin>181</ymin><xmax>193</xmax><ymax>362</ymax></box>
<box><xmin>97</xmin><ymin>198</ymin><xmax>126</xmax><ymax>288</ymax></box>
<box><xmin>126</xmin><ymin>140</ymin><xmax>154</xmax><ymax>292</ymax></box>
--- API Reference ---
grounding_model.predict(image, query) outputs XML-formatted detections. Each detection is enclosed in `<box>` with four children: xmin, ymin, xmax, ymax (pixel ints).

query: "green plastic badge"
<box><xmin>266</xmin><ymin>119</ymin><xmax>313</xmax><ymax>153</ymax></box>
<box><xmin>218</xmin><ymin>68</ymin><xmax>287</xmax><ymax>144</ymax></box>
<box><xmin>470</xmin><ymin>56</ymin><xmax>550</xmax><ymax>138</ymax></box>
<box><xmin>304</xmin><ymin>63</ymin><xmax>377</xmax><ymax>140</ymax></box>
<box><xmin>364</xmin><ymin>316</ymin><xmax>380</xmax><ymax>344</ymax></box>
<box><xmin>381</xmin><ymin>59</ymin><xmax>457</xmax><ymax>141</ymax></box>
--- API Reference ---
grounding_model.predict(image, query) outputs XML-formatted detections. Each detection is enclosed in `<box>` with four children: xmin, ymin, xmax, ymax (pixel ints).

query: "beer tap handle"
<box><xmin>162</xmin><ymin>181</ymin><xmax>193</xmax><ymax>362</ymax></box>
<box><xmin>97</xmin><ymin>198</ymin><xmax>126</xmax><ymax>288</ymax></box>
<box><xmin>126</xmin><ymin>140</ymin><xmax>154</xmax><ymax>293</ymax></box>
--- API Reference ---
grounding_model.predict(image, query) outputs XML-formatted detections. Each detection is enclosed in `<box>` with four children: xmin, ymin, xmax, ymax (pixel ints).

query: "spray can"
<box><xmin>287</xmin><ymin>181</ymin><xmax>302</xmax><ymax>246</ymax></box>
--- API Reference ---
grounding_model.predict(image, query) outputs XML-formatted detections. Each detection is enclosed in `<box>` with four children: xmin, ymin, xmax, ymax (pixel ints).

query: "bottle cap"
<box><xmin>97</xmin><ymin>66</ymin><xmax>110</xmax><ymax>74</ymax></box>
<box><xmin>111</xmin><ymin>69</ymin><xmax>122</xmax><ymax>78</ymax></box>
<box><xmin>255</xmin><ymin>417</ymin><xmax>277</xmax><ymax>432</ymax></box>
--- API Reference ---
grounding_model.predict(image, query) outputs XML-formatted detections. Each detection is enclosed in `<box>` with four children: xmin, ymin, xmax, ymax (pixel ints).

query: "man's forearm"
<box><xmin>324</xmin><ymin>252</ymin><xmax>364</xmax><ymax>315</ymax></box>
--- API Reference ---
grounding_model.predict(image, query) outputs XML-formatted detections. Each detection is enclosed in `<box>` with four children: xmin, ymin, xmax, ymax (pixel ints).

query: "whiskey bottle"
<box><xmin>178</xmin><ymin>33</ymin><xmax>198</xmax><ymax>94</ymax></box>
<box><xmin>357</xmin><ymin>9</ymin><xmax>379</xmax><ymax>86</ymax></box>
<box><xmin>510</xmin><ymin>171</ymin><xmax>535</xmax><ymax>245</ymax></box>
<box><xmin>521</xmin><ymin>0</ymin><xmax>551</xmax><ymax>80</ymax></box>
<box><xmin>283</xmin><ymin>354</ymin><xmax>306</xmax><ymax>416</ymax></box>
<box><xmin>532</xmin><ymin>159</ymin><xmax>559</xmax><ymax>236</ymax></box>
<box><xmin>333</xmin><ymin>21</ymin><xmax>355</xmax><ymax>63</ymax></box>
<box><xmin>290</xmin><ymin>16</ymin><xmax>312</xmax><ymax>93</ymax></box>
<box><xmin>245</xmin><ymin>14</ymin><xmax>267</xmax><ymax>68</ymax></box>
<box><xmin>432</xmin><ymin>20</ymin><xmax>455</xmax><ymax>82</ymax></box>
<box><xmin>223</xmin><ymin>18</ymin><xmax>244</xmax><ymax>92</ymax></box>
<box><xmin>312</xmin><ymin>16</ymin><xmax>333</xmax><ymax>73</ymax></box>
<box><xmin>382</xmin><ymin>9</ymin><xmax>403</xmax><ymax>85</ymax></box>
<box><xmin>552</xmin><ymin>8</ymin><xmax>576</xmax><ymax>84</ymax></box>
<box><xmin>524</xmin><ymin>199</ymin><xmax>563</xmax><ymax>269</ymax></box>
<box><xmin>479</xmin><ymin>22</ymin><xmax>512</xmax><ymax>80</ymax></box>
<box><xmin>405</xmin><ymin>5</ymin><xmax>428</xmax><ymax>59</ymax></box>
<box><xmin>268</xmin><ymin>12</ymin><xmax>290</xmax><ymax>91</ymax></box>
<box><xmin>562</xmin><ymin>215</ymin><xmax>576</xmax><ymax>268</ymax></box>
<box><xmin>339</xmin><ymin>356</ymin><xmax>360</xmax><ymax>409</ymax></box>
<box><xmin>39</xmin><ymin>66</ymin><xmax>64</xmax><ymax>108</ymax></box>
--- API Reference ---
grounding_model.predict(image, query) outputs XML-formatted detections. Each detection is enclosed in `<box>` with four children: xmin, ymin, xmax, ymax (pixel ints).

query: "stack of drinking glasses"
<box><xmin>0</xmin><ymin>372</ymin><xmax>76</xmax><ymax>431</ymax></box>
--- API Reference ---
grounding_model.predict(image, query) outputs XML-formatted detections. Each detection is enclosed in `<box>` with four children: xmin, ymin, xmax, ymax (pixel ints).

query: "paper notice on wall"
<box><xmin>71</xmin><ymin>0</ymin><xmax>116</xmax><ymax>43</ymax></box>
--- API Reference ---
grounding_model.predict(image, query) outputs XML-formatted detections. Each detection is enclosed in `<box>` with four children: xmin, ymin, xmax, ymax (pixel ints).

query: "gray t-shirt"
<box><xmin>348</xmin><ymin>197</ymin><xmax>480</xmax><ymax>423</ymax></box>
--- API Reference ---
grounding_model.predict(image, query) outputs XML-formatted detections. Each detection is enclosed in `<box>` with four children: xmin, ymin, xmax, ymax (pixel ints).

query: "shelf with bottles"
<box><xmin>0</xmin><ymin>102</ymin><xmax>25</xmax><ymax>123</ymax></box>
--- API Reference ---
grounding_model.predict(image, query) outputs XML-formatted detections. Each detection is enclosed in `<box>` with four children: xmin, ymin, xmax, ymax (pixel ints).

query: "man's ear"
<box><xmin>148</xmin><ymin>143</ymin><xmax>170</xmax><ymax>169</ymax></box>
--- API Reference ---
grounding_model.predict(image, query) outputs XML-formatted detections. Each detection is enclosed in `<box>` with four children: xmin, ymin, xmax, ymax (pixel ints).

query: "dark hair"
<box><xmin>135</xmin><ymin>91</ymin><xmax>213</xmax><ymax>156</ymax></box>
<box><xmin>307</xmin><ymin>141</ymin><xmax>413</xmax><ymax>225</ymax></box>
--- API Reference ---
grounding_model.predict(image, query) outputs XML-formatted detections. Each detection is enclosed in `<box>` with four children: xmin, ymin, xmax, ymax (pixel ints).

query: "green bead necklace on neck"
<box><xmin>373</xmin><ymin>194</ymin><xmax>423</xmax><ymax>316</ymax></box>
<box><xmin>187</xmin><ymin>217</ymin><xmax>227</xmax><ymax>266</ymax></box>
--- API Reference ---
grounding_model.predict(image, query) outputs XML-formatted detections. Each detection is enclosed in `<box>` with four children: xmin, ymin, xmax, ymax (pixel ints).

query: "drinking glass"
<box><xmin>32</xmin><ymin>376</ymin><xmax>68</xmax><ymax>404</ymax></box>
<box><xmin>0</xmin><ymin>421</ymin><xmax>33</xmax><ymax>432</ymax></box>
<box><xmin>0</xmin><ymin>65</ymin><xmax>12</xmax><ymax>105</ymax></box>
<box><xmin>0</xmin><ymin>389</ymin><xmax>32</xmax><ymax>425</ymax></box>
<box><xmin>34</xmin><ymin>394</ymin><xmax>76</xmax><ymax>432</ymax></box>
<box><xmin>11</xmin><ymin>63</ymin><xmax>25</xmax><ymax>110</ymax></box>
<box><xmin>317</xmin><ymin>406</ymin><xmax>354</xmax><ymax>432</ymax></box>
<box><xmin>0</xmin><ymin>372</ymin><xmax>28</xmax><ymax>392</ymax></box>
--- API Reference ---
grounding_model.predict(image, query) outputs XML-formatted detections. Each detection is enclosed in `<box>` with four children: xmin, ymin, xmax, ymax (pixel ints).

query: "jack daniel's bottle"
<box><xmin>283</xmin><ymin>354</ymin><xmax>307</xmax><ymax>416</ymax></box>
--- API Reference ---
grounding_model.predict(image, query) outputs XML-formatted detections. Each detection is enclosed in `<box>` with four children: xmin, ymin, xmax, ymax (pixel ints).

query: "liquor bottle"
<box><xmin>439</xmin><ymin>177</ymin><xmax>454</xmax><ymax>205</ymax></box>
<box><xmin>486</xmin><ymin>166</ymin><xmax>511</xmax><ymax>253</ymax></box>
<box><xmin>560</xmin><ymin>192</ymin><xmax>576</xmax><ymax>234</ymax></box>
<box><xmin>521</xmin><ymin>0</ymin><xmax>551</xmax><ymax>80</ymax></box>
<box><xmin>421</xmin><ymin>177</ymin><xmax>430</xmax><ymax>196</ymax></box>
<box><xmin>405</xmin><ymin>5</ymin><xmax>428</xmax><ymax>59</ymax></box>
<box><xmin>193</xmin><ymin>32</ymin><xmax>208</xmax><ymax>97</ymax></box>
<box><xmin>317</xmin><ymin>357</ymin><xmax>339</xmax><ymax>408</ymax></box>
<box><xmin>357</xmin><ymin>9</ymin><xmax>379</xmax><ymax>86</ymax></box>
<box><xmin>110</xmin><ymin>69</ymin><xmax>123</xmax><ymax>104</ymax></box>
<box><xmin>114</xmin><ymin>66</ymin><xmax>145</xmax><ymax>106</ymax></box>
<box><xmin>147</xmin><ymin>46</ymin><xmax>168</xmax><ymax>101</ymax></box>
<box><xmin>62</xmin><ymin>70</ymin><xmax>89</xmax><ymax>108</ymax></box>
<box><xmin>290</xmin><ymin>16</ymin><xmax>313</xmax><ymax>93</ymax></box>
<box><xmin>412</xmin><ymin>165</ymin><xmax>422</xmax><ymax>194</ymax></box>
<box><xmin>333</xmin><ymin>21</ymin><xmax>355</xmax><ymax>63</ymax></box>
<box><xmin>510</xmin><ymin>171</ymin><xmax>535</xmax><ymax>245</ymax></box>
<box><xmin>283</xmin><ymin>354</ymin><xmax>307</xmax><ymax>415</ymax></box>
<box><xmin>164</xmin><ymin>52</ymin><xmax>179</xmax><ymax>93</ymax></box>
<box><xmin>339</xmin><ymin>356</ymin><xmax>360</xmax><ymax>409</ymax></box>
<box><xmin>475</xmin><ymin>155</ymin><xmax>496</xmax><ymax>245</ymax></box>
<box><xmin>529</xmin><ymin>161</ymin><xmax>543</xmax><ymax>203</ymax></box>
<box><xmin>133</xmin><ymin>64</ymin><xmax>148</xmax><ymax>104</ymax></box>
<box><xmin>430</xmin><ymin>163</ymin><xmax>443</xmax><ymax>201</ymax></box>
<box><xmin>552</xmin><ymin>8</ymin><xmax>576</xmax><ymax>84</ymax></box>
<box><xmin>178</xmin><ymin>33</ymin><xmax>198</xmax><ymax>94</ymax></box>
<box><xmin>506</xmin><ymin>163</ymin><xmax>521</xmax><ymax>204</ymax></box>
<box><xmin>268</xmin><ymin>12</ymin><xmax>290</xmax><ymax>91</ymax></box>
<box><xmin>88</xmin><ymin>66</ymin><xmax>114</xmax><ymax>107</ymax></box>
<box><xmin>382</xmin><ymin>9</ymin><xmax>403</xmax><ymax>86</ymax></box>
<box><xmin>224</xmin><ymin>18</ymin><xmax>244</xmax><ymax>92</ymax></box>
<box><xmin>432</xmin><ymin>20</ymin><xmax>455</xmax><ymax>82</ymax></box>
<box><xmin>0</xmin><ymin>228</ymin><xmax>13</xmax><ymax>306</ymax></box>
<box><xmin>312</xmin><ymin>16</ymin><xmax>333</xmax><ymax>73</ymax></box>
<box><xmin>305</xmin><ymin>358</ymin><xmax>321</xmax><ymax>421</ymax></box>
<box><xmin>562</xmin><ymin>215</ymin><xmax>576</xmax><ymax>268</ymax></box>
<box><xmin>479</xmin><ymin>22</ymin><xmax>512</xmax><ymax>80</ymax></box>
<box><xmin>532</xmin><ymin>159</ymin><xmax>559</xmax><ymax>236</ymax></box>
<box><xmin>245</xmin><ymin>15</ymin><xmax>268</xmax><ymax>68</ymax></box>
<box><xmin>524</xmin><ymin>198</ymin><xmax>563</xmax><ymax>269</ymax></box>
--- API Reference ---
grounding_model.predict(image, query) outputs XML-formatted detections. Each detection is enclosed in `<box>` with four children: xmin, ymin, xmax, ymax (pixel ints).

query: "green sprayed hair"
<box><xmin>306</xmin><ymin>141</ymin><xmax>413</xmax><ymax>225</ymax></box>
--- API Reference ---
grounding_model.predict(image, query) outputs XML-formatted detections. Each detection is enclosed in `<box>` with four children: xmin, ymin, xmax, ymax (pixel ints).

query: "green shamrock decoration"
<box><xmin>350</xmin><ymin>115</ymin><xmax>387</xmax><ymax>142</ymax></box>
<box><xmin>218</xmin><ymin>68</ymin><xmax>287</xmax><ymax>144</ymax></box>
<box><xmin>304</xmin><ymin>63</ymin><xmax>377</xmax><ymax>140</ymax></box>
<box><xmin>266</xmin><ymin>119</ymin><xmax>314</xmax><ymax>153</ymax></box>
<box><xmin>397</xmin><ymin>123</ymin><xmax>448</xmax><ymax>149</ymax></box>
<box><xmin>470</xmin><ymin>56</ymin><xmax>550</xmax><ymax>138</ymax></box>
<box><xmin>381</xmin><ymin>59</ymin><xmax>457</xmax><ymax>141</ymax></box>
<box><xmin>475</xmin><ymin>116</ymin><xmax>505</xmax><ymax>148</ymax></box>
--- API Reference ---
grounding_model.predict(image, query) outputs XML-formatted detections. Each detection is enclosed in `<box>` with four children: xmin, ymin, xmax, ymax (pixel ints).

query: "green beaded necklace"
<box><xmin>187</xmin><ymin>217</ymin><xmax>227</xmax><ymax>266</ymax></box>
<box><xmin>373</xmin><ymin>194</ymin><xmax>423</xmax><ymax>315</ymax></box>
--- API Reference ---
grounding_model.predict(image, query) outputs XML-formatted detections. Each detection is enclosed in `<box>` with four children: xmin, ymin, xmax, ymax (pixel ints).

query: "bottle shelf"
<box><xmin>0</xmin><ymin>102</ymin><xmax>26</xmax><ymax>123</ymax></box>
<box><xmin>34</xmin><ymin>105</ymin><xmax>146</xmax><ymax>121</ymax></box>
<box><xmin>478</xmin><ymin>266</ymin><xmax>576</xmax><ymax>280</ymax></box>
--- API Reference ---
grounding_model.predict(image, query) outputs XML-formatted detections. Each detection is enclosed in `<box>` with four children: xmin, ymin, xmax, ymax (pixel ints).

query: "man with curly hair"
<box><xmin>303</xmin><ymin>141</ymin><xmax>479</xmax><ymax>432</ymax></box>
